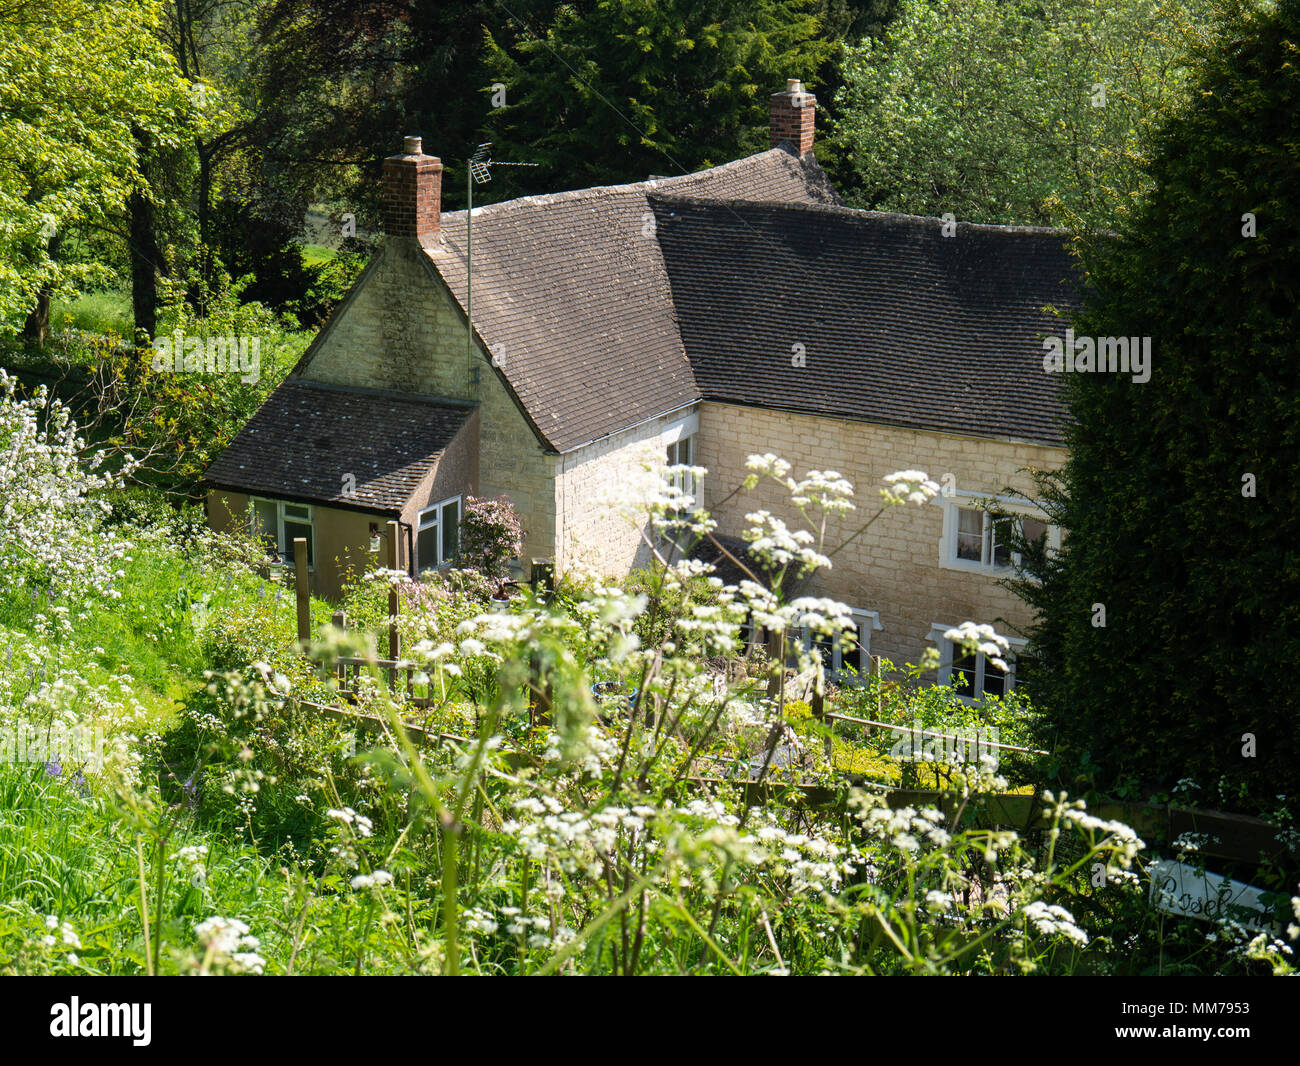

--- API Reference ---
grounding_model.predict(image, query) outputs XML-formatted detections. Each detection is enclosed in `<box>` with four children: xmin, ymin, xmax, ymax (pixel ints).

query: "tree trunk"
<box><xmin>196</xmin><ymin>141</ymin><xmax>212</xmax><ymax>305</ymax></box>
<box><xmin>20</xmin><ymin>231</ymin><xmax>61</xmax><ymax>346</ymax></box>
<box><xmin>127</xmin><ymin>126</ymin><xmax>162</xmax><ymax>344</ymax></box>
<box><xmin>21</xmin><ymin>289</ymin><xmax>51</xmax><ymax>346</ymax></box>
<box><xmin>128</xmin><ymin>187</ymin><xmax>160</xmax><ymax>344</ymax></box>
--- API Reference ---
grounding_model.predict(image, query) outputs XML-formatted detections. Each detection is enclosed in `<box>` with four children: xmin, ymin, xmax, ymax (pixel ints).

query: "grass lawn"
<box><xmin>300</xmin><ymin>243</ymin><xmax>337</xmax><ymax>267</ymax></box>
<box><xmin>49</xmin><ymin>289</ymin><xmax>133</xmax><ymax>337</ymax></box>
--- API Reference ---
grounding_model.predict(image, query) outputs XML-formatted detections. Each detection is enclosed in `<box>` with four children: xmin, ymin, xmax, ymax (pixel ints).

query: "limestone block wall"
<box><xmin>304</xmin><ymin>240</ymin><xmax>471</xmax><ymax>399</ymax></box>
<box><xmin>554</xmin><ymin>407</ymin><xmax>698</xmax><ymax>576</ymax></box>
<box><xmin>695</xmin><ymin>402</ymin><xmax>1066</xmax><ymax>666</ymax></box>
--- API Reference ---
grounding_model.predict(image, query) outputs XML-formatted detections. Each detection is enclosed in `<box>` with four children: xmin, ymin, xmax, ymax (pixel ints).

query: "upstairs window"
<box><xmin>941</xmin><ymin>496</ymin><xmax>1058</xmax><ymax>575</ymax></box>
<box><xmin>418</xmin><ymin>496</ymin><xmax>461</xmax><ymax>572</ymax></box>
<box><xmin>249</xmin><ymin>498</ymin><xmax>314</xmax><ymax>568</ymax></box>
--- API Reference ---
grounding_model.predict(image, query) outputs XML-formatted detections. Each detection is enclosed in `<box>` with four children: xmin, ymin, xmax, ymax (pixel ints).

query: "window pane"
<box><xmin>981</xmin><ymin>657</ymin><xmax>1007</xmax><ymax>697</ymax></box>
<box><xmin>284</xmin><ymin>503</ymin><xmax>310</xmax><ymax>521</ymax></box>
<box><xmin>1021</xmin><ymin>517</ymin><xmax>1048</xmax><ymax>546</ymax></box>
<box><xmin>956</xmin><ymin>508</ymin><xmax>983</xmax><ymax>561</ymax></box>
<box><xmin>812</xmin><ymin>631</ymin><xmax>835</xmax><ymax>670</ymax></box>
<box><xmin>441</xmin><ymin>499</ymin><xmax>459</xmax><ymax>562</ymax></box>
<box><xmin>739</xmin><ymin>616</ymin><xmax>755</xmax><ymax>649</ymax></box>
<box><xmin>417</xmin><ymin>523</ymin><xmax>439</xmax><ymax>572</ymax></box>
<box><xmin>283</xmin><ymin>520</ymin><xmax>313</xmax><ymax>566</ymax></box>
<box><xmin>418</xmin><ymin>507</ymin><xmax>438</xmax><ymax>531</ymax></box>
<box><xmin>841</xmin><ymin>630</ymin><xmax>862</xmax><ymax>676</ymax></box>
<box><xmin>991</xmin><ymin>518</ymin><xmax>1013</xmax><ymax>567</ymax></box>
<box><xmin>679</xmin><ymin>435</ymin><xmax>692</xmax><ymax>465</ymax></box>
<box><xmin>250</xmin><ymin>499</ymin><xmax>277</xmax><ymax>544</ymax></box>
<box><xmin>785</xmin><ymin>628</ymin><xmax>806</xmax><ymax>667</ymax></box>
<box><xmin>1012</xmin><ymin>656</ymin><xmax>1030</xmax><ymax>695</ymax></box>
<box><xmin>950</xmin><ymin>646</ymin><xmax>976</xmax><ymax>695</ymax></box>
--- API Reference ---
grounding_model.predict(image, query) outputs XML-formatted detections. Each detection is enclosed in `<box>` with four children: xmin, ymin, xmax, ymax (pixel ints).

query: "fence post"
<box><xmin>870</xmin><ymin>654</ymin><xmax>882</xmax><ymax>720</ymax></box>
<box><xmin>529</xmin><ymin>651</ymin><xmax>552</xmax><ymax>731</ymax></box>
<box><xmin>293</xmin><ymin>537</ymin><xmax>310</xmax><ymax>645</ymax></box>
<box><xmin>388</xmin><ymin>520</ymin><xmax>401</xmax><ymax>690</ymax></box>
<box><xmin>331</xmin><ymin>610</ymin><xmax>346</xmax><ymax>687</ymax></box>
<box><xmin>765</xmin><ymin>629</ymin><xmax>785</xmax><ymax>699</ymax></box>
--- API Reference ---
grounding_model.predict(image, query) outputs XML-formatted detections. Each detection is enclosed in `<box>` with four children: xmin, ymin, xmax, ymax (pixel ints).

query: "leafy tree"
<box><xmin>89</xmin><ymin>262</ymin><xmax>308</xmax><ymax>495</ymax></box>
<box><xmin>481</xmin><ymin>0</ymin><xmax>836</xmax><ymax>198</ymax></box>
<box><xmin>252</xmin><ymin>1</ymin><xmax>855</xmax><ymax>226</ymax></box>
<box><xmin>0</xmin><ymin>0</ymin><xmax>190</xmax><ymax>338</ymax></box>
<box><xmin>834</xmin><ymin>0</ymin><xmax>1211</xmax><ymax>229</ymax></box>
<box><xmin>252</xmin><ymin>0</ymin><xmax>545</xmax><ymax>217</ymax></box>
<box><xmin>1021</xmin><ymin>0</ymin><xmax>1300</xmax><ymax>812</ymax></box>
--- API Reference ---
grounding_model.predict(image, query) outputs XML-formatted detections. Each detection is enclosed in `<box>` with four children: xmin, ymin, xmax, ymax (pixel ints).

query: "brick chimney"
<box><xmin>769</xmin><ymin>79</ymin><xmax>817</xmax><ymax>158</ymax></box>
<box><xmin>381</xmin><ymin>136</ymin><xmax>443</xmax><ymax>246</ymax></box>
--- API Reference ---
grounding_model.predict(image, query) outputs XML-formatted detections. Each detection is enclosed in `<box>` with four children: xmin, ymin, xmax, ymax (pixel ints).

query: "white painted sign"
<box><xmin>1148</xmin><ymin>859</ymin><xmax>1272</xmax><ymax>929</ymax></box>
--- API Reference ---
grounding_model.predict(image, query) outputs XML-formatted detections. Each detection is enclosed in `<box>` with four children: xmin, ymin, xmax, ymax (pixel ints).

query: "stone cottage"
<box><xmin>204</xmin><ymin>79</ymin><xmax>1082</xmax><ymax>699</ymax></box>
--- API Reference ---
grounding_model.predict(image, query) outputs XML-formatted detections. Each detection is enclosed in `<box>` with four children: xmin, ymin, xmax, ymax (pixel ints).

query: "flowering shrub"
<box><xmin>0</xmin><ymin>370</ymin><xmax>133</xmax><ymax>602</ymax></box>
<box><xmin>455</xmin><ymin>494</ymin><xmax>524</xmax><ymax>587</ymax></box>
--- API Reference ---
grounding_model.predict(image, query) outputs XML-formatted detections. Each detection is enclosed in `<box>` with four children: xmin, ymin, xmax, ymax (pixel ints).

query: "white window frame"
<box><xmin>662</xmin><ymin>413</ymin><xmax>701</xmax><ymax>509</ymax></box>
<box><xmin>249</xmin><ymin>497</ymin><xmax>315</xmax><ymax>571</ymax></box>
<box><xmin>799</xmin><ymin>608</ymin><xmax>883</xmax><ymax>683</ymax></box>
<box><xmin>929</xmin><ymin>622</ymin><xmax>1027</xmax><ymax>704</ymax></box>
<box><xmin>938</xmin><ymin>491</ymin><xmax>1060</xmax><ymax>575</ymax></box>
<box><xmin>665</xmin><ymin>433</ymin><xmax>699</xmax><ymax>504</ymax></box>
<box><xmin>417</xmin><ymin>495</ymin><xmax>462</xmax><ymax>573</ymax></box>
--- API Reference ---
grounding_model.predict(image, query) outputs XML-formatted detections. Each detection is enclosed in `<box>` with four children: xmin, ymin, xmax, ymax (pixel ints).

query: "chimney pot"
<box><xmin>382</xmin><ymin>136</ymin><xmax>443</xmax><ymax>246</ymax></box>
<box><xmin>787</xmin><ymin>78</ymin><xmax>802</xmax><ymax>93</ymax></box>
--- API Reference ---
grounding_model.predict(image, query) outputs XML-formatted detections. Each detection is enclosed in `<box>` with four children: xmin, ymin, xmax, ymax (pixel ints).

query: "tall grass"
<box><xmin>49</xmin><ymin>289</ymin><xmax>133</xmax><ymax>338</ymax></box>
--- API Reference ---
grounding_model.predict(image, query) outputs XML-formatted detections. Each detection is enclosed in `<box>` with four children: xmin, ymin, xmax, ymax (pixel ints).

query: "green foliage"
<box><xmin>99</xmin><ymin>260</ymin><xmax>309</xmax><ymax>493</ymax></box>
<box><xmin>0</xmin><ymin>459</ymin><xmax>1294</xmax><ymax>974</ymax></box>
<box><xmin>482</xmin><ymin>0</ymin><xmax>836</xmax><ymax>198</ymax></box>
<box><xmin>0</xmin><ymin>0</ymin><xmax>191</xmax><ymax>328</ymax></box>
<box><xmin>624</xmin><ymin>565</ymin><xmax>723</xmax><ymax>649</ymax></box>
<box><xmin>834</xmin><ymin>0</ymin><xmax>1210</xmax><ymax>229</ymax></box>
<box><xmin>296</xmin><ymin>247</ymin><xmax>370</xmax><ymax>326</ymax></box>
<box><xmin>1022</xmin><ymin>0</ymin><xmax>1300</xmax><ymax>812</ymax></box>
<box><xmin>49</xmin><ymin>289</ymin><xmax>134</xmax><ymax>336</ymax></box>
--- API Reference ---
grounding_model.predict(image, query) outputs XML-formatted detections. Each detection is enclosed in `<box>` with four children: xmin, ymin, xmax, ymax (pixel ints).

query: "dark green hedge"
<box><xmin>1025</xmin><ymin>0</ymin><xmax>1300</xmax><ymax>813</ymax></box>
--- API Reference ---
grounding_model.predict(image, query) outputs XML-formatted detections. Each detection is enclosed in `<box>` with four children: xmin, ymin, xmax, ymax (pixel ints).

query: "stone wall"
<box><xmin>695</xmin><ymin>402</ymin><xmax>1066</xmax><ymax>665</ymax></box>
<box><xmin>554</xmin><ymin>407</ymin><xmax>697</xmax><ymax>576</ymax></box>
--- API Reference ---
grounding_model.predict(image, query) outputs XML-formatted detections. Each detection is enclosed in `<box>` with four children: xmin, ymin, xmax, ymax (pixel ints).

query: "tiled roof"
<box><xmin>428</xmin><ymin>149</ymin><xmax>841</xmax><ymax>453</ymax></box>
<box><xmin>208</xmin><ymin>147</ymin><xmax>1084</xmax><ymax>514</ymax></box>
<box><xmin>650</xmin><ymin>197</ymin><xmax>1085</xmax><ymax>446</ymax></box>
<box><xmin>204</xmin><ymin>379</ymin><xmax>472</xmax><ymax>513</ymax></box>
